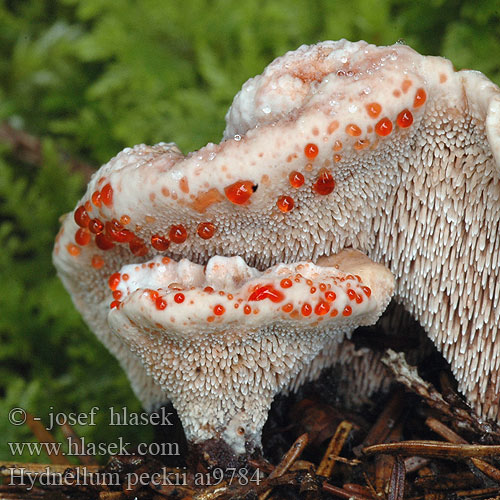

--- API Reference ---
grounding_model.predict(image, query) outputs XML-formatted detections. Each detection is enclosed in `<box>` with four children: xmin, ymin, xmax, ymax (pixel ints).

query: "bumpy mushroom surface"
<box><xmin>54</xmin><ymin>39</ymin><xmax>500</xmax><ymax>453</ymax></box>
<box><xmin>107</xmin><ymin>251</ymin><xmax>393</xmax><ymax>454</ymax></box>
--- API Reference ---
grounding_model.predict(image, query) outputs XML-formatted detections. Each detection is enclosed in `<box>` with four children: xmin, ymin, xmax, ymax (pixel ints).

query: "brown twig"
<box><xmin>317</xmin><ymin>420</ymin><xmax>353</xmax><ymax>478</ymax></box>
<box><xmin>426</xmin><ymin>416</ymin><xmax>500</xmax><ymax>483</ymax></box>
<box><xmin>364</xmin><ymin>440</ymin><xmax>500</xmax><ymax>458</ymax></box>
<box><xmin>270</xmin><ymin>433</ymin><xmax>309</xmax><ymax>480</ymax></box>
<box><xmin>258</xmin><ymin>433</ymin><xmax>309</xmax><ymax>500</ymax></box>
<box><xmin>381</xmin><ymin>422</ymin><xmax>405</xmax><ymax>489</ymax></box>
<box><xmin>387</xmin><ymin>456</ymin><xmax>406</xmax><ymax>500</ymax></box>
<box><xmin>99</xmin><ymin>492</ymin><xmax>126</xmax><ymax>500</ymax></box>
<box><xmin>0</xmin><ymin>462</ymin><xmax>99</xmax><ymax>476</ymax></box>
<box><xmin>359</xmin><ymin>389</ymin><xmax>406</xmax><ymax>451</ymax></box>
<box><xmin>342</xmin><ymin>483</ymin><xmax>376</xmax><ymax>497</ymax></box>
<box><xmin>454</xmin><ymin>486</ymin><xmax>500</xmax><ymax>496</ymax></box>
<box><xmin>60</xmin><ymin>423</ymin><xmax>97</xmax><ymax>466</ymax></box>
<box><xmin>382</xmin><ymin>350</ymin><xmax>500</xmax><ymax>438</ymax></box>
<box><xmin>414</xmin><ymin>470</ymin><xmax>480</xmax><ymax>490</ymax></box>
<box><xmin>24</xmin><ymin>413</ymin><xmax>70</xmax><ymax>466</ymax></box>
<box><xmin>322</xmin><ymin>481</ymin><xmax>373</xmax><ymax>499</ymax></box>
<box><xmin>425</xmin><ymin>416</ymin><xmax>467</xmax><ymax>444</ymax></box>
<box><xmin>0</xmin><ymin>121</ymin><xmax>95</xmax><ymax>181</ymax></box>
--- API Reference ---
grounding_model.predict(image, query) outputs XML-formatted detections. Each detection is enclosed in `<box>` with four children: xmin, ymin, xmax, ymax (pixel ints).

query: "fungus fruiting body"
<box><xmin>106</xmin><ymin>251</ymin><xmax>393</xmax><ymax>454</ymax></box>
<box><xmin>54</xmin><ymin>40</ymin><xmax>500</xmax><ymax>461</ymax></box>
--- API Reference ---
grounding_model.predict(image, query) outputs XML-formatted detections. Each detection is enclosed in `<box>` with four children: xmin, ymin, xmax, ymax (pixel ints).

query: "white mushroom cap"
<box><xmin>107</xmin><ymin>250</ymin><xmax>393</xmax><ymax>453</ymax></box>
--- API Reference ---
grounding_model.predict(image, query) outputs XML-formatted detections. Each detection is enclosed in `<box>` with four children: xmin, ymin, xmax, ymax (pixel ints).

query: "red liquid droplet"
<box><xmin>197</xmin><ymin>222</ymin><xmax>215</xmax><ymax>240</ymax></box>
<box><xmin>110</xmin><ymin>300</ymin><xmax>120</xmax><ymax>309</ymax></box>
<box><xmin>343</xmin><ymin>305</ymin><xmax>352</xmax><ymax>316</ymax></box>
<box><xmin>92</xmin><ymin>255</ymin><xmax>104</xmax><ymax>269</ymax></box>
<box><xmin>107</xmin><ymin>218</ymin><xmax>122</xmax><ymax>231</ymax></box>
<box><xmin>108</xmin><ymin>273</ymin><xmax>121</xmax><ymax>291</ymax></box>
<box><xmin>347</xmin><ymin>289</ymin><xmax>357</xmax><ymax>301</ymax></box>
<box><xmin>375</xmin><ymin>118</ymin><xmax>393</xmax><ymax>136</ymax></box>
<box><xmin>314</xmin><ymin>301</ymin><xmax>330</xmax><ymax>315</ymax></box>
<box><xmin>346</xmin><ymin>124</ymin><xmax>362</xmax><ymax>137</ymax></box>
<box><xmin>174</xmin><ymin>293</ymin><xmax>185</xmax><ymax>303</ymax></box>
<box><xmin>151</xmin><ymin>234</ymin><xmax>170</xmax><ymax>251</ymax></box>
<box><xmin>106</xmin><ymin>220</ymin><xmax>134</xmax><ymax>243</ymax></box>
<box><xmin>129</xmin><ymin>237</ymin><xmax>148</xmax><ymax>256</ymax></box>
<box><xmin>66</xmin><ymin>243</ymin><xmax>80</xmax><ymax>256</ymax></box>
<box><xmin>280</xmin><ymin>278</ymin><xmax>293</xmax><ymax>289</ymax></box>
<box><xmin>88</xmin><ymin>219</ymin><xmax>104</xmax><ymax>234</ymax></box>
<box><xmin>114</xmin><ymin>228</ymin><xmax>134</xmax><ymax>243</ymax></box>
<box><xmin>301</xmin><ymin>303</ymin><xmax>312</xmax><ymax>316</ymax></box>
<box><xmin>244</xmin><ymin>305</ymin><xmax>251</xmax><ymax>315</ymax></box>
<box><xmin>402</xmin><ymin>79</ymin><xmax>412</xmax><ymax>93</ymax></box>
<box><xmin>304</xmin><ymin>143</ymin><xmax>319</xmax><ymax>159</ymax></box>
<box><xmin>214</xmin><ymin>304</ymin><xmax>225</xmax><ymax>315</ymax></box>
<box><xmin>413</xmin><ymin>88</ymin><xmax>426</xmax><ymax>108</ymax></box>
<box><xmin>75</xmin><ymin>228</ymin><xmax>91</xmax><ymax>246</ymax></box>
<box><xmin>156</xmin><ymin>297</ymin><xmax>167</xmax><ymax>310</ymax></box>
<box><xmin>354</xmin><ymin>139</ymin><xmax>370</xmax><ymax>151</ymax></box>
<box><xmin>224</xmin><ymin>180</ymin><xmax>255</xmax><ymax>205</ymax></box>
<box><xmin>325</xmin><ymin>291</ymin><xmax>336</xmax><ymax>302</ymax></box>
<box><xmin>169</xmin><ymin>225</ymin><xmax>188</xmax><ymax>244</ymax></box>
<box><xmin>113</xmin><ymin>290</ymin><xmax>122</xmax><ymax>300</ymax></box>
<box><xmin>91</xmin><ymin>190</ymin><xmax>102</xmax><ymax>207</ymax></box>
<box><xmin>101</xmin><ymin>183</ymin><xmax>113</xmax><ymax>207</ymax></box>
<box><xmin>397</xmin><ymin>109</ymin><xmax>413</xmax><ymax>128</ymax></box>
<box><xmin>366</xmin><ymin>102</ymin><xmax>382</xmax><ymax>118</ymax></box>
<box><xmin>95</xmin><ymin>233</ymin><xmax>114</xmax><ymax>250</ymax></box>
<box><xmin>289</xmin><ymin>171</ymin><xmax>305</xmax><ymax>188</ymax></box>
<box><xmin>362</xmin><ymin>286</ymin><xmax>371</xmax><ymax>297</ymax></box>
<box><xmin>313</xmin><ymin>170</ymin><xmax>335</xmax><ymax>196</ymax></box>
<box><xmin>276</xmin><ymin>195</ymin><xmax>294</xmax><ymax>213</ymax></box>
<box><xmin>282</xmin><ymin>303</ymin><xmax>293</xmax><ymax>313</ymax></box>
<box><xmin>327</xmin><ymin>121</ymin><xmax>339</xmax><ymax>134</ymax></box>
<box><xmin>74</xmin><ymin>206</ymin><xmax>90</xmax><ymax>228</ymax></box>
<box><xmin>248</xmin><ymin>285</ymin><xmax>284</xmax><ymax>303</ymax></box>
<box><xmin>120</xmin><ymin>215</ymin><xmax>131</xmax><ymax>225</ymax></box>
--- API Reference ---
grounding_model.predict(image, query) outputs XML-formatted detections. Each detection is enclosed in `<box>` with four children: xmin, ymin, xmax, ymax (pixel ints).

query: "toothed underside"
<box><xmin>53</xmin><ymin>39</ymin><xmax>500</xmax><ymax>425</ymax></box>
<box><xmin>103</xmin><ymin>251</ymin><xmax>393</xmax><ymax>450</ymax></box>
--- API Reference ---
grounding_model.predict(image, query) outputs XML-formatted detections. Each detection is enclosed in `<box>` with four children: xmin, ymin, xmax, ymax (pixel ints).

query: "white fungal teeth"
<box><xmin>107</xmin><ymin>250</ymin><xmax>393</xmax><ymax>452</ymax></box>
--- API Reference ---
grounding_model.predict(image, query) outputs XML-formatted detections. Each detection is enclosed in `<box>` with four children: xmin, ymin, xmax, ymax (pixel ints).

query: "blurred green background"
<box><xmin>1</xmin><ymin>0</ymin><xmax>499</xmax><ymax>463</ymax></box>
